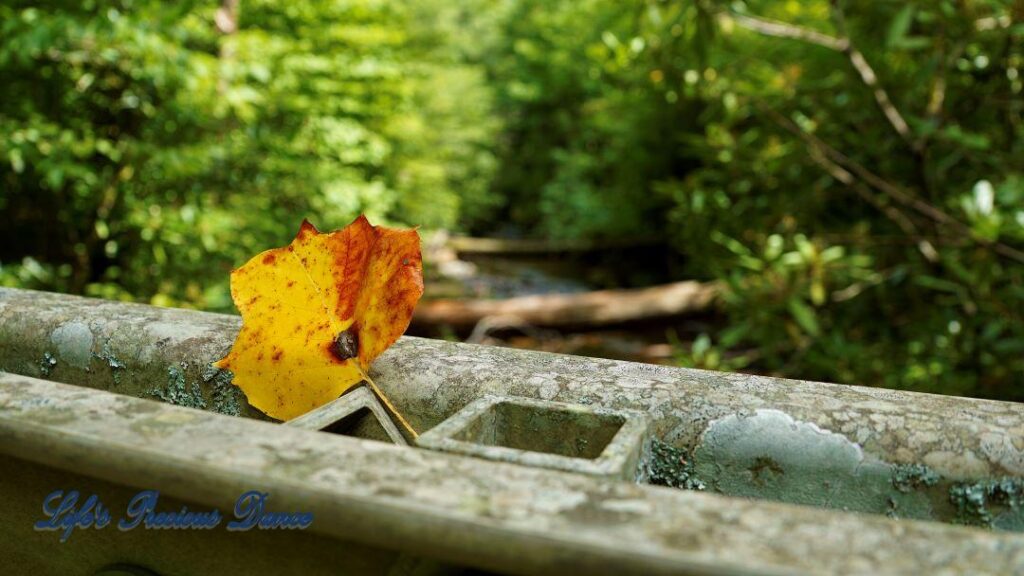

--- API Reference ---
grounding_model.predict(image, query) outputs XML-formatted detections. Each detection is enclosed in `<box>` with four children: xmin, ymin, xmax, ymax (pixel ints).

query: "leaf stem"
<box><xmin>359</xmin><ymin>368</ymin><xmax>419</xmax><ymax>440</ymax></box>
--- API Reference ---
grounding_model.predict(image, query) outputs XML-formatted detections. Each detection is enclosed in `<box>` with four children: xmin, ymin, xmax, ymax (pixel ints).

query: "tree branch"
<box><xmin>730</xmin><ymin>6</ymin><xmax>919</xmax><ymax>152</ymax></box>
<box><xmin>804</xmin><ymin>141</ymin><xmax>940</xmax><ymax>262</ymax></box>
<box><xmin>761</xmin><ymin>105</ymin><xmax>1024</xmax><ymax>265</ymax></box>
<box><xmin>729</xmin><ymin>12</ymin><xmax>848</xmax><ymax>51</ymax></box>
<box><xmin>829</xmin><ymin>2</ymin><xmax>917</xmax><ymax>150</ymax></box>
<box><xmin>216</xmin><ymin>0</ymin><xmax>239</xmax><ymax>94</ymax></box>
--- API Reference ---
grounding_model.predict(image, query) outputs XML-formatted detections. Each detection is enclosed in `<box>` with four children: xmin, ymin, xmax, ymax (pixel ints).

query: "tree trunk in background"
<box><xmin>215</xmin><ymin>0</ymin><xmax>239</xmax><ymax>94</ymax></box>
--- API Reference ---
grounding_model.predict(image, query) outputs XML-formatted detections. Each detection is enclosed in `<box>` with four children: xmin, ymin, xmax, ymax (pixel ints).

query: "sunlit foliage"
<box><xmin>2</xmin><ymin>0</ymin><xmax>1022</xmax><ymax>399</ymax></box>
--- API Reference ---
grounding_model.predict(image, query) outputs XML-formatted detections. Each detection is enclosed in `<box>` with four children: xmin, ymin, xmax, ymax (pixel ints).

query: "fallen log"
<box><xmin>412</xmin><ymin>280</ymin><xmax>720</xmax><ymax>329</ymax></box>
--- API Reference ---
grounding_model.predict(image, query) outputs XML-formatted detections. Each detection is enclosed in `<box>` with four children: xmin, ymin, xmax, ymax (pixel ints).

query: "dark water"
<box><xmin>457</xmin><ymin>257</ymin><xmax>592</xmax><ymax>298</ymax></box>
<box><xmin>456</xmin><ymin>241</ymin><xmax>686</xmax><ymax>292</ymax></box>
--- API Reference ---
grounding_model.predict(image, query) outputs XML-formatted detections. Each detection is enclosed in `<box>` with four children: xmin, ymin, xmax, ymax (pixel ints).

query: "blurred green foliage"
<box><xmin>0</xmin><ymin>0</ymin><xmax>497</xmax><ymax>309</ymax></box>
<box><xmin>2</xmin><ymin>0</ymin><xmax>1022</xmax><ymax>399</ymax></box>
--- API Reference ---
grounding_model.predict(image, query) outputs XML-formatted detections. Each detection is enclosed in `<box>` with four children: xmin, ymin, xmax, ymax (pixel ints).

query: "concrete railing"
<box><xmin>2</xmin><ymin>288</ymin><xmax>1024</xmax><ymax>574</ymax></box>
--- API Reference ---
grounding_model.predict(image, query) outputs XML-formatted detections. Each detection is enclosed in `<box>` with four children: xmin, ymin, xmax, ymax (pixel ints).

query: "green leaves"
<box><xmin>1</xmin><ymin>0</ymin><xmax>495</xmax><ymax>307</ymax></box>
<box><xmin>3</xmin><ymin>0</ymin><xmax>1023</xmax><ymax>401</ymax></box>
<box><xmin>886</xmin><ymin>5</ymin><xmax>915</xmax><ymax>47</ymax></box>
<box><xmin>787</xmin><ymin>298</ymin><xmax>821</xmax><ymax>338</ymax></box>
<box><xmin>885</xmin><ymin>6</ymin><xmax>931</xmax><ymax>50</ymax></box>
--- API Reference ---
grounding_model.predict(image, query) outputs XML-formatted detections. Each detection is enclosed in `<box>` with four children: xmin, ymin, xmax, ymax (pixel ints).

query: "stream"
<box><xmin>414</xmin><ymin>250</ymin><xmax>716</xmax><ymax>365</ymax></box>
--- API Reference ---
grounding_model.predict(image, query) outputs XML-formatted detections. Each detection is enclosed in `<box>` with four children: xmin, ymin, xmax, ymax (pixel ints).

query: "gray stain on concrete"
<box><xmin>691</xmin><ymin>410</ymin><xmax>906</xmax><ymax>514</ymax></box>
<box><xmin>51</xmin><ymin>321</ymin><xmax>93</xmax><ymax>369</ymax></box>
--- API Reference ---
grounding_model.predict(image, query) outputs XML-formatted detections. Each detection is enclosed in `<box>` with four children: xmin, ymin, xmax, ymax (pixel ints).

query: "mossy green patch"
<box><xmin>202</xmin><ymin>363</ymin><xmax>242</xmax><ymax>417</ymax></box>
<box><xmin>950</xmin><ymin>478</ymin><xmax>1024</xmax><ymax>529</ymax></box>
<box><xmin>94</xmin><ymin>341</ymin><xmax>127</xmax><ymax>386</ymax></box>
<box><xmin>891</xmin><ymin>464</ymin><xmax>941</xmax><ymax>493</ymax></box>
<box><xmin>643</xmin><ymin>440</ymin><xmax>705</xmax><ymax>491</ymax></box>
<box><xmin>150</xmin><ymin>362</ymin><xmax>207</xmax><ymax>410</ymax></box>
<box><xmin>39</xmin><ymin>351</ymin><xmax>57</xmax><ymax>377</ymax></box>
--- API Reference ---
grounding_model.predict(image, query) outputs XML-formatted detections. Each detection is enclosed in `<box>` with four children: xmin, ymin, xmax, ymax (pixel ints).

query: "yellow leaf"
<box><xmin>214</xmin><ymin>216</ymin><xmax>423</xmax><ymax>422</ymax></box>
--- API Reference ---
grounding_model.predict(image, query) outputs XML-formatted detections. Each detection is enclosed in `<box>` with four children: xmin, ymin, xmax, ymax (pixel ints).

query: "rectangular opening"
<box><xmin>321</xmin><ymin>407</ymin><xmax>393</xmax><ymax>444</ymax></box>
<box><xmin>451</xmin><ymin>401</ymin><xmax>625</xmax><ymax>459</ymax></box>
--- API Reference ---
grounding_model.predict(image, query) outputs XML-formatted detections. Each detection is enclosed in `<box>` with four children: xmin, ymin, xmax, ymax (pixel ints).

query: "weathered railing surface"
<box><xmin>2</xmin><ymin>287</ymin><xmax>1024</xmax><ymax>574</ymax></box>
<box><xmin>3</xmin><ymin>373</ymin><xmax>1024</xmax><ymax>575</ymax></box>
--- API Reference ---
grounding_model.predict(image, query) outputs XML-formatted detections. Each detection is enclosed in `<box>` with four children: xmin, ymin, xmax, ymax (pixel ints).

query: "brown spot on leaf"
<box><xmin>330</xmin><ymin>326</ymin><xmax>360</xmax><ymax>362</ymax></box>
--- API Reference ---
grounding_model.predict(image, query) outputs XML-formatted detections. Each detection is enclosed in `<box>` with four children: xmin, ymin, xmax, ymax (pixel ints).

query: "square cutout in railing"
<box><xmin>418</xmin><ymin>395</ymin><xmax>650</xmax><ymax>481</ymax></box>
<box><xmin>284</xmin><ymin>385</ymin><xmax>408</xmax><ymax>446</ymax></box>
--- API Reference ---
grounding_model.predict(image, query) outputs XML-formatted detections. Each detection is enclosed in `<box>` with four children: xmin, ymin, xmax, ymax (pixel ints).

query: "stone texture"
<box><xmin>3</xmin><ymin>287</ymin><xmax>1024</xmax><ymax>526</ymax></box>
<box><xmin>2</xmin><ymin>372</ymin><xmax>1024</xmax><ymax>575</ymax></box>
